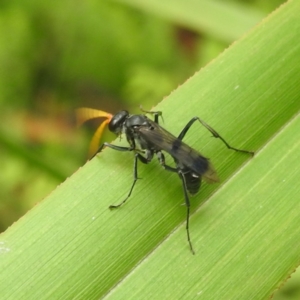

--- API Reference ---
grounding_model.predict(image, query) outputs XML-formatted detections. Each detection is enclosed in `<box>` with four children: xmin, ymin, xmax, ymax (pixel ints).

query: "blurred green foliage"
<box><xmin>1</xmin><ymin>1</ymin><xmax>298</xmax><ymax>298</ymax></box>
<box><xmin>0</xmin><ymin>0</ymin><xmax>192</xmax><ymax>232</ymax></box>
<box><xmin>1</xmin><ymin>0</ymin><xmax>193</xmax><ymax>108</ymax></box>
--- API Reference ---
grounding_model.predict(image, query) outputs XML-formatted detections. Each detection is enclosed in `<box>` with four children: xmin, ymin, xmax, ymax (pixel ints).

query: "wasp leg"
<box><xmin>140</xmin><ymin>106</ymin><xmax>163</xmax><ymax>124</ymax></box>
<box><xmin>109</xmin><ymin>152</ymin><xmax>149</xmax><ymax>209</ymax></box>
<box><xmin>178</xmin><ymin>170</ymin><xmax>195</xmax><ymax>255</ymax></box>
<box><xmin>156</xmin><ymin>151</ymin><xmax>195</xmax><ymax>254</ymax></box>
<box><xmin>177</xmin><ymin>117</ymin><xmax>254</xmax><ymax>155</ymax></box>
<box><xmin>90</xmin><ymin>142</ymin><xmax>134</xmax><ymax>160</ymax></box>
<box><xmin>91</xmin><ymin>142</ymin><xmax>150</xmax><ymax>208</ymax></box>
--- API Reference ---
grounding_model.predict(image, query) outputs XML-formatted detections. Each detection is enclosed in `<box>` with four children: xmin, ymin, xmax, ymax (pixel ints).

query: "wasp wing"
<box><xmin>139</xmin><ymin>120</ymin><xmax>219</xmax><ymax>183</ymax></box>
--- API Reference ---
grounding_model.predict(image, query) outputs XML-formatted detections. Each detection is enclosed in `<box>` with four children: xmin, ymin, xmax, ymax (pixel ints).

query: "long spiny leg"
<box><xmin>140</xmin><ymin>106</ymin><xmax>163</xmax><ymax>124</ymax></box>
<box><xmin>178</xmin><ymin>170</ymin><xmax>195</xmax><ymax>255</ymax></box>
<box><xmin>177</xmin><ymin>117</ymin><xmax>254</xmax><ymax>155</ymax></box>
<box><xmin>109</xmin><ymin>153</ymin><xmax>148</xmax><ymax>209</ymax></box>
<box><xmin>156</xmin><ymin>151</ymin><xmax>195</xmax><ymax>254</ymax></box>
<box><xmin>90</xmin><ymin>142</ymin><xmax>133</xmax><ymax>160</ymax></box>
<box><xmin>156</xmin><ymin>151</ymin><xmax>177</xmax><ymax>172</ymax></box>
<box><xmin>92</xmin><ymin>142</ymin><xmax>149</xmax><ymax>208</ymax></box>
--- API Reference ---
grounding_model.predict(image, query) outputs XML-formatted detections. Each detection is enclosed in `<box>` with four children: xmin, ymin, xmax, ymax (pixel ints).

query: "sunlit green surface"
<box><xmin>115</xmin><ymin>0</ymin><xmax>265</xmax><ymax>42</ymax></box>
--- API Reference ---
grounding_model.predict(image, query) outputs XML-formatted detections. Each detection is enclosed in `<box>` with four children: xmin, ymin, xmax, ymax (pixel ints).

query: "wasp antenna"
<box><xmin>76</xmin><ymin>108</ymin><xmax>112</xmax><ymax>127</ymax></box>
<box><xmin>75</xmin><ymin>107</ymin><xmax>113</xmax><ymax>158</ymax></box>
<box><xmin>88</xmin><ymin>118</ymin><xmax>111</xmax><ymax>158</ymax></box>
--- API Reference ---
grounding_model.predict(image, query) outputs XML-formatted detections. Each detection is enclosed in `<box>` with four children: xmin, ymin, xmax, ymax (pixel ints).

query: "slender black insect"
<box><xmin>76</xmin><ymin>107</ymin><xmax>254</xmax><ymax>254</ymax></box>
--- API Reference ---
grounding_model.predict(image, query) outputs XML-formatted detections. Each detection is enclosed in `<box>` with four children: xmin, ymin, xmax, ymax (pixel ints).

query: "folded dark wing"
<box><xmin>139</xmin><ymin>121</ymin><xmax>219</xmax><ymax>183</ymax></box>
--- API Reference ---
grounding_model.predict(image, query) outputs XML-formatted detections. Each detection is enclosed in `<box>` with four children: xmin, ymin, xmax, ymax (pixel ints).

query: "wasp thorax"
<box><xmin>125</xmin><ymin>115</ymin><xmax>149</xmax><ymax>128</ymax></box>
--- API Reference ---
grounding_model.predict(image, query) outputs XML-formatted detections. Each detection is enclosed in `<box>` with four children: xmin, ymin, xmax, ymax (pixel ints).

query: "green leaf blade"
<box><xmin>115</xmin><ymin>0</ymin><xmax>265</xmax><ymax>42</ymax></box>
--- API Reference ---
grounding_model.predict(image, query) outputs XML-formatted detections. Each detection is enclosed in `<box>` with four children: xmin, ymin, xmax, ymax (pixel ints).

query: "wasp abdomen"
<box><xmin>182</xmin><ymin>170</ymin><xmax>201</xmax><ymax>195</ymax></box>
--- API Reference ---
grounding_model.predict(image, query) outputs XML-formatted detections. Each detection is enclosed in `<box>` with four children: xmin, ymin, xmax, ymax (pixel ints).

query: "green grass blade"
<box><xmin>1</xmin><ymin>0</ymin><xmax>300</xmax><ymax>299</ymax></box>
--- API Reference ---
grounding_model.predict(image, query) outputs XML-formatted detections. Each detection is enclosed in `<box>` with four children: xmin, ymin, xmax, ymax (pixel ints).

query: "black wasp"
<box><xmin>76</xmin><ymin>107</ymin><xmax>254</xmax><ymax>254</ymax></box>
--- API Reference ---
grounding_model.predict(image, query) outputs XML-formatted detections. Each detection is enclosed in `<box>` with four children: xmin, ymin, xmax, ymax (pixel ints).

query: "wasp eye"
<box><xmin>108</xmin><ymin>110</ymin><xmax>129</xmax><ymax>134</ymax></box>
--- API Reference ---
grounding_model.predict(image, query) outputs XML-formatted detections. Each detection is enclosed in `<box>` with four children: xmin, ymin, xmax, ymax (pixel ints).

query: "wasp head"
<box><xmin>108</xmin><ymin>110</ymin><xmax>129</xmax><ymax>135</ymax></box>
<box><xmin>76</xmin><ymin>107</ymin><xmax>114</xmax><ymax>157</ymax></box>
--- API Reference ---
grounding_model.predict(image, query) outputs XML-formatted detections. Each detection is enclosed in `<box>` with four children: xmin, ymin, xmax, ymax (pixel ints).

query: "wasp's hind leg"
<box><xmin>178</xmin><ymin>117</ymin><xmax>254</xmax><ymax>155</ymax></box>
<box><xmin>178</xmin><ymin>170</ymin><xmax>195</xmax><ymax>255</ymax></box>
<box><xmin>156</xmin><ymin>151</ymin><xmax>195</xmax><ymax>254</ymax></box>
